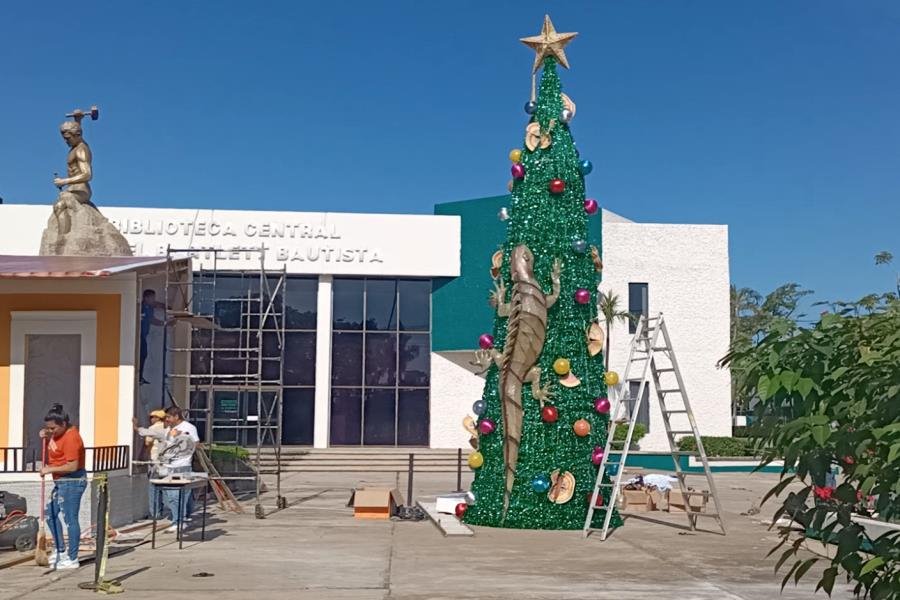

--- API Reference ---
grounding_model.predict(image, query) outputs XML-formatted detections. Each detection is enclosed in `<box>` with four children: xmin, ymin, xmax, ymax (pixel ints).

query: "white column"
<box><xmin>117</xmin><ymin>277</ymin><xmax>137</xmax><ymax>450</ymax></box>
<box><xmin>313</xmin><ymin>275</ymin><xmax>333</xmax><ymax>448</ymax></box>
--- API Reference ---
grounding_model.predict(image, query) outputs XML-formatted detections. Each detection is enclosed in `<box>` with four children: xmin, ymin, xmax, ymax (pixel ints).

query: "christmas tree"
<box><xmin>463</xmin><ymin>16</ymin><xmax>623</xmax><ymax>530</ymax></box>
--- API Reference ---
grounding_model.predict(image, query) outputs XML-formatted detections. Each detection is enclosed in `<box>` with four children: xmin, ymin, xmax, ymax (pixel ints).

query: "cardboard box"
<box><xmin>348</xmin><ymin>487</ymin><xmax>403</xmax><ymax>520</ymax></box>
<box><xmin>667</xmin><ymin>489</ymin><xmax>707</xmax><ymax>513</ymax></box>
<box><xmin>620</xmin><ymin>488</ymin><xmax>655</xmax><ymax>512</ymax></box>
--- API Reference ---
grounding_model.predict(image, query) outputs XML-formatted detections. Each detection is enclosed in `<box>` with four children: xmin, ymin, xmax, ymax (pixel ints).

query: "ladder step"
<box><xmin>659</xmin><ymin>389</ymin><xmax>681</xmax><ymax>394</ymax></box>
<box><xmin>655</xmin><ymin>368</ymin><xmax>675</xmax><ymax>373</ymax></box>
<box><xmin>668</xmin><ymin>430</ymin><xmax>694</xmax><ymax>435</ymax></box>
<box><xmin>664</xmin><ymin>409</ymin><xmax>688</xmax><ymax>414</ymax></box>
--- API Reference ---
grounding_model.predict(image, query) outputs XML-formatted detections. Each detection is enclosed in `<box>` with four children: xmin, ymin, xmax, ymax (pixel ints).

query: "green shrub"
<box><xmin>677</xmin><ymin>436</ymin><xmax>755</xmax><ymax>457</ymax></box>
<box><xmin>209</xmin><ymin>444</ymin><xmax>250</xmax><ymax>461</ymax></box>
<box><xmin>613</xmin><ymin>423</ymin><xmax>648</xmax><ymax>445</ymax></box>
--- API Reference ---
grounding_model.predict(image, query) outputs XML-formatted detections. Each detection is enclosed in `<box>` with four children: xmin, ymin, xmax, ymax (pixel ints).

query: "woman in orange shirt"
<box><xmin>39</xmin><ymin>403</ymin><xmax>86</xmax><ymax>569</ymax></box>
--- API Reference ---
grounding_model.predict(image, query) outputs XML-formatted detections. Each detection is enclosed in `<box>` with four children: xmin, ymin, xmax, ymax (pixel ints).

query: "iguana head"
<box><xmin>510</xmin><ymin>244</ymin><xmax>534</xmax><ymax>282</ymax></box>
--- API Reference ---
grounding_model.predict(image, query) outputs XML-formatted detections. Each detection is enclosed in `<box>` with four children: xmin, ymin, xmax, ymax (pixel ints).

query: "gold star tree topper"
<box><xmin>520</xmin><ymin>15</ymin><xmax>578</xmax><ymax>73</ymax></box>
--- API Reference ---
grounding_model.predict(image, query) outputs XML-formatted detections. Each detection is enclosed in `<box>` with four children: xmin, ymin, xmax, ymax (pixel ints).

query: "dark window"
<box><xmin>285</xmin><ymin>277</ymin><xmax>318</xmax><ymax>329</ymax></box>
<box><xmin>399</xmin><ymin>334</ymin><xmax>430</xmax><ymax>386</ymax></box>
<box><xmin>364</xmin><ymin>333</ymin><xmax>397</xmax><ymax>386</ymax></box>
<box><xmin>365</xmin><ymin>280</ymin><xmax>398</xmax><ymax>331</ymax></box>
<box><xmin>282</xmin><ymin>388</ymin><xmax>315</xmax><ymax>445</ymax></box>
<box><xmin>628</xmin><ymin>382</ymin><xmax>651</xmax><ymax>431</ymax></box>
<box><xmin>397</xmin><ymin>388</ymin><xmax>429</xmax><ymax>445</ymax></box>
<box><xmin>332</xmin><ymin>278</ymin><xmax>363</xmax><ymax>330</ymax></box>
<box><xmin>330</xmin><ymin>388</ymin><xmax>362</xmax><ymax>445</ymax></box>
<box><xmin>331</xmin><ymin>332</ymin><xmax>362</xmax><ymax>386</ymax></box>
<box><xmin>283</xmin><ymin>332</ymin><xmax>316</xmax><ymax>386</ymax></box>
<box><xmin>363</xmin><ymin>388</ymin><xmax>396</xmax><ymax>445</ymax></box>
<box><xmin>398</xmin><ymin>280</ymin><xmax>430</xmax><ymax>331</ymax></box>
<box><xmin>628</xmin><ymin>282</ymin><xmax>649</xmax><ymax>334</ymax></box>
<box><xmin>330</xmin><ymin>277</ymin><xmax>430</xmax><ymax>446</ymax></box>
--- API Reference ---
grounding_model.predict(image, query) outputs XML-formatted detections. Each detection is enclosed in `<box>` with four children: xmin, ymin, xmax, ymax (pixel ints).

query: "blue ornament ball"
<box><xmin>472</xmin><ymin>400</ymin><xmax>486</xmax><ymax>416</ymax></box>
<box><xmin>531</xmin><ymin>474</ymin><xmax>551</xmax><ymax>493</ymax></box>
<box><xmin>572</xmin><ymin>239</ymin><xmax>588</xmax><ymax>254</ymax></box>
<box><xmin>524</xmin><ymin>101</ymin><xmax>537</xmax><ymax>115</ymax></box>
<box><xmin>580</xmin><ymin>160</ymin><xmax>594</xmax><ymax>175</ymax></box>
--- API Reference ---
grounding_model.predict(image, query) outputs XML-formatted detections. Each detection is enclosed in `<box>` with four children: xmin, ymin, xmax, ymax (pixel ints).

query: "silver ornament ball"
<box><xmin>560</xmin><ymin>108</ymin><xmax>574</xmax><ymax>123</ymax></box>
<box><xmin>498</xmin><ymin>207</ymin><xmax>510</xmax><ymax>221</ymax></box>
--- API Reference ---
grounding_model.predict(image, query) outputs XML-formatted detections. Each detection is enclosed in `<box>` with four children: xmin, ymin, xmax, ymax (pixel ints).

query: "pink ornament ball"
<box><xmin>511</xmin><ymin>163</ymin><xmax>525</xmax><ymax>180</ymax></box>
<box><xmin>584</xmin><ymin>198</ymin><xmax>599</xmax><ymax>215</ymax></box>
<box><xmin>591</xmin><ymin>446</ymin><xmax>605</xmax><ymax>466</ymax></box>
<box><xmin>574</xmin><ymin>288</ymin><xmax>591</xmax><ymax>304</ymax></box>
<box><xmin>594</xmin><ymin>397</ymin><xmax>611</xmax><ymax>414</ymax></box>
<box><xmin>478</xmin><ymin>334</ymin><xmax>494</xmax><ymax>350</ymax></box>
<box><xmin>478</xmin><ymin>418</ymin><xmax>496</xmax><ymax>435</ymax></box>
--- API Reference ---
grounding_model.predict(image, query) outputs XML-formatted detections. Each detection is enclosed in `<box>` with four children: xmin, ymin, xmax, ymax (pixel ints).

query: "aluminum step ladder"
<box><xmin>583</xmin><ymin>312</ymin><xmax>727</xmax><ymax>539</ymax></box>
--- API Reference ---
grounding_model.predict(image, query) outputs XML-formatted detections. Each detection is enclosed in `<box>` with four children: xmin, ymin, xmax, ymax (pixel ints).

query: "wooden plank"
<box><xmin>416</xmin><ymin>500</ymin><xmax>473</xmax><ymax>537</ymax></box>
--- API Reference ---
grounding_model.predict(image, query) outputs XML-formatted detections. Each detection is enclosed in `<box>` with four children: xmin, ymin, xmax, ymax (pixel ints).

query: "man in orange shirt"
<box><xmin>39</xmin><ymin>403</ymin><xmax>86</xmax><ymax>570</ymax></box>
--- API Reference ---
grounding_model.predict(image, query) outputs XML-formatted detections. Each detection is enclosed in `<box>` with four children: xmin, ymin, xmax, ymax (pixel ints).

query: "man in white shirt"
<box><xmin>164</xmin><ymin>406</ymin><xmax>200</xmax><ymax>526</ymax></box>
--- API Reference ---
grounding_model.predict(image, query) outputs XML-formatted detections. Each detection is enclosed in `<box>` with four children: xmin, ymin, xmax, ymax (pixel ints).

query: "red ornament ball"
<box><xmin>594</xmin><ymin>397</ymin><xmax>611</xmax><ymax>414</ymax></box>
<box><xmin>584</xmin><ymin>198</ymin><xmax>599</xmax><ymax>214</ymax></box>
<box><xmin>574</xmin><ymin>288</ymin><xmax>591</xmax><ymax>304</ymax></box>
<box><xmin>586</xmin><ymin>492</ymin><xmax>604</xmax><ymax>507</ymax></box>
<box><xmin>541</xmin><ymin>405</ymin><xmax>559</xmax><ymax>423</ymax></box>
<box><xmin>511</xmin><ymin>163</ymin><xmax>525</xmax><ymax>180</ymax></box>
<box><xmin>549</xmin><ymin>179</ymin><xmax>566</xmax><ymax>194</ymax></box>
<box><xmin>455</xmin><ymin>502</ymin><xmax>468</xmax><ymax>518</ymax></box>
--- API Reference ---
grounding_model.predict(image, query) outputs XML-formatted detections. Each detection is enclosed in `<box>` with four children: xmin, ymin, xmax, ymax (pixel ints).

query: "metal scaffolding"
<box><xmin>163</xmin><ymin>247</ymin><xmax>287</xmax><ymax>518</ymax></box>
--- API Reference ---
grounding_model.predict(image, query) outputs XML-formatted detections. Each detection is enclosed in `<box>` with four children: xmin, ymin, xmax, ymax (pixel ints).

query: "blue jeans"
<box><xmin>148</xmin><ymin>477</ymin><xmax>160</xmax><ymax>519</ymax></box>
<box><xmin>161</xmin><ymin>466</ymin><xmax>191</xmax><ymax>525</ymax></box>
<box><xmin>47</xmin><ymin>470</ymin><xmax>87</xmax><ymax>562</ymax></box>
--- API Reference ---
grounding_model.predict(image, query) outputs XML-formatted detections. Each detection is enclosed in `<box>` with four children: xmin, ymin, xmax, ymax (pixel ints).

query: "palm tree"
<box><xmin>598</xmin><ymin>291</ymin><xmax>632</xmax><ymax>370</ymax></box>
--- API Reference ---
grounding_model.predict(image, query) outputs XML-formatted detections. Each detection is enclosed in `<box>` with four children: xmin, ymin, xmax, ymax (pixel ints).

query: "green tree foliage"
<box><xmin>726</xmin><ymin>283</ymin><xmax>813</xmax><ymax>415</ymax></box>
<box><xmin>598</xmin><ymin>291</ymin><xmax>632</xmax><ymax>370</ymax></box>
<box><xmin>723</xmin><ymin>295</ymin><xmax>900</xmax><ymax>597</ymax></box>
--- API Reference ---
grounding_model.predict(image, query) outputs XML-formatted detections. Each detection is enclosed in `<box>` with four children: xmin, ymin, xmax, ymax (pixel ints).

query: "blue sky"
<box><xmin>2</xmin><ymin>1</ymin><xmax>898</xmax><ymax>304</ymax></box>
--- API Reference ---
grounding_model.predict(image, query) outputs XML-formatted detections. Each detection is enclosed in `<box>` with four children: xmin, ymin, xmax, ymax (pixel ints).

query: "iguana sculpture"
<box><xmin>473</xmin><ymin>244</ymin><xmax>561</xmax><ymax>515</ymax></box>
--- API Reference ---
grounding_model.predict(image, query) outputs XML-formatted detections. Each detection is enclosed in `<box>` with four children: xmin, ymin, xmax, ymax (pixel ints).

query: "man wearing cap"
<box><xmin>144</xmin><ymin>409</ymin><xmax>166</xmax><ymax>518</ymax></box>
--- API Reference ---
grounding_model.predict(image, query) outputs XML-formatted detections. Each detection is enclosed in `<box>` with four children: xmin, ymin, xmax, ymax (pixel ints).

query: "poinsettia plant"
<box><xmin>723</xmin><ymin>294</ymin><xmax>899</xmax><ymax>598</ymax></box>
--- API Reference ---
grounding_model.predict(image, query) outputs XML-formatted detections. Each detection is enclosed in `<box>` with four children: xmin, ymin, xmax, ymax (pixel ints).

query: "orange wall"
<box><xmin>0</xmin><ymin>294</ymin><xmax>121</xmax><ymax>447</ymax></box>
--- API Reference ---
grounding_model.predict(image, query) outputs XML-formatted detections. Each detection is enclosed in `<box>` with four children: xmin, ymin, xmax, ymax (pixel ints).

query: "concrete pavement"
<box><xmin>0</xmin><ymin>471</ymin><xmax>854</xmax><ymax>599</ymax></box>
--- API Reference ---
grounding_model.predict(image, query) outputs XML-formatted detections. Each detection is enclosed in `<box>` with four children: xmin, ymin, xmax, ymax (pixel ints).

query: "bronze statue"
<box><xmin>52</xmin><ymin>114</ymin><xmax>94</xmax><ymax>235</ymax></box>
<box><xmin>39</xmin><ymin>106</ymin><xmax>133</xmax><ymax>256</ymax></box>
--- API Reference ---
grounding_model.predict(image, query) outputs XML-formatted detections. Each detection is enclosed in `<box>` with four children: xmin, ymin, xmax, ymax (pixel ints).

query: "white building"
<box><xmin>0</xmin><ymin>200</ymin><xmax>730</xmax><ymax>453</ymax></box>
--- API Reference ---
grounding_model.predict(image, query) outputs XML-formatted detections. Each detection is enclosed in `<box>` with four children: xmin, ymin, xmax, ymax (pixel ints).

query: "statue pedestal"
<box><xmin>39</xmin><ymin>201</ymin><xmax>132</xmax><ymax>256</ymax></box>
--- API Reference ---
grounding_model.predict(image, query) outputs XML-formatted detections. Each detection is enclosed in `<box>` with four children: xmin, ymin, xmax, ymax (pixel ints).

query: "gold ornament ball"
<box><xmin>553</xmin><ymin>358</ymin><xmax>571</xmax><ymax>375</ymax></box>
<box><xmin>468</xmin><ymin>451</ymin><xmax>484</xmax><ymax>469</ymax></box>
<box><xmin>605</xmin><ymin>371</ymin><xmax>620</xmax><ymax>386</ymax></box>
<box><xmin>573</xmin><ymin>419</ymin><xmax>591</xmax><ymax>437</ymax></box>
<box><xmin>509</xmin><ymin>148</ymin><xmax>523</xmax><ymax>163</ymax></box>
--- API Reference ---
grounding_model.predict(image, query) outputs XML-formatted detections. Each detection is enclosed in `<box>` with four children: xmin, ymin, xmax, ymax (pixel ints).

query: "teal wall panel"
<box><xmin>433</xmin><ymin>195</ymin><xmax>601</xmax><ymax>352</ymax></box>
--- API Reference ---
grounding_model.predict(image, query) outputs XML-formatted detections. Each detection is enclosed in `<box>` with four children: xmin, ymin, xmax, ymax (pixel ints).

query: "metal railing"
<box><xmin>0</xmin><ymin>445</ymin><xmax>130</xmax><ymax>473</ymax></box>
<box><xmin>86</xmin><ymin>445</ymin><xmax>130</xmax><ymax>472</ymax></box>
<box><xmin>0</xmin><ymin>447</ymin><xmax>39</xmax><ymax>473</ymax></box>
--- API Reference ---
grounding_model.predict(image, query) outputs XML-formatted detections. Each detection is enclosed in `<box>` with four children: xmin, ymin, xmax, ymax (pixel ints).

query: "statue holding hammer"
<box><xmin>52</xmin><ymin>108</ymin><xmax>97</xmax><ymax>235</ymax></box>
<box><xmin>39</xmin><ymin>106</ymin><xmax>132</xmax><ymax>257</ymax></box>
